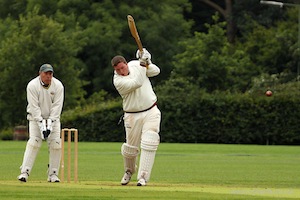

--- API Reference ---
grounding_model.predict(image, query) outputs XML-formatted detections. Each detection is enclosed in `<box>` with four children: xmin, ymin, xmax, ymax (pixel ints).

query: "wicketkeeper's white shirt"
<box><xmin>113</xmin><ymin>60</ymin><xmax>160</xmax><ymax>112</ymax></box>
<box><xmin>26</xmin><ymin>76</ymin><xmax>64</xmax><ymax>122</ymax></box>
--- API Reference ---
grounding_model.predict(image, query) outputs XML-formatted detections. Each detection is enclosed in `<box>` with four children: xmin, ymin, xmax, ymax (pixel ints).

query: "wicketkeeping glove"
<box><xmin>46</xmin><ymin>119</ymin><xmax>52</xmax><ymax>138</ymax></box>
<box><xmin>136</xmin><ymin>48</ymin><xmax>152</xmax><ymax>67</ymax></box>
<box><xmin>38</xmin><ymin>119</ymin><xmax>47</xmax><ymax>140</ymax></box>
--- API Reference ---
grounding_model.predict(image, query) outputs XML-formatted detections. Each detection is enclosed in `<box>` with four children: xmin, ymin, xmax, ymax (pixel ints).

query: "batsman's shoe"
<box><xmin>137</xmin><ymin>178</ymin><xmax>146</xmax><ymax>186</ymax></box>
<box><xmin>47</xmin><ymin>174</ymin><xmax>60</xmax><ymax>183</ymax></box>
<box><xmin>18</xmin><ymin>172</ymin><xmax>29</xmax><ymax>182</ymax></box>
<box><xmin>121</xmin><ymin>171</ymin><xmax>132</xmax><ymax>185</ymax></box>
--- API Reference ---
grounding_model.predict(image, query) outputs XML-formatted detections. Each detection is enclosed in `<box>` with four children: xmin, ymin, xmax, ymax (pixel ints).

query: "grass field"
<box><xmin>0</xmin><ymin>141</ymin><xmax>299</xmax><ymax>199</ymax></box>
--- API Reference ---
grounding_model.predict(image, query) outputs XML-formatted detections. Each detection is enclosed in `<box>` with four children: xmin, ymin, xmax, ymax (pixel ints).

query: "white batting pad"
<box><xmin>121</xmin><ymin>143</ymin><xmax>139</xmax><ymax>174</ymax></box>
<box><xmin>138</xmin><ymin>131</ymin><xmax>160</xmax><ymax>182</ymax></box>
<box><xmin>48</xmin><ymin>138</ymin><xmax>61</xmax><ymax>176</ymax></box>
<box><xmin>20</xmin><ymin>137</ymin><xmax>42</xmax><ymax>175</ymax></box>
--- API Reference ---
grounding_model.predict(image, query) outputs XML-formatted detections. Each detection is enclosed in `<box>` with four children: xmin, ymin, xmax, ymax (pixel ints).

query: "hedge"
<box><xmin>61</xmin><ymin>93</ymin><xmax>300</xmax><ymax>145</ymax></box>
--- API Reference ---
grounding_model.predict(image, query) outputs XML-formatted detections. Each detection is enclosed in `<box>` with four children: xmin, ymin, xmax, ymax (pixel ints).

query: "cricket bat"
<box><xmin>127</xmin><ymin>15</ymin><xmax>144</xmax><ymax>54</ymax></box>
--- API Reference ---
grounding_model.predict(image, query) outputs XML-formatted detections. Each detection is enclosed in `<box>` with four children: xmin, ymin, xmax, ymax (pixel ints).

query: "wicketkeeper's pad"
<box><xmin>20</xmin><ymin>136</ymin><xmax>42</xmax><ymax>175</ymax></box>
<box><xmin>48</xmin><ymin>138</ymin><xmax>61</xmax><ymax>176</ymax></box>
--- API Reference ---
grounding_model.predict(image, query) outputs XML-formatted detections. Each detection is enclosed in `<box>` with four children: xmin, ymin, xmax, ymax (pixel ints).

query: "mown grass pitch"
<box><xmin>0</xmin><ymin>141</ymin><xmax>299</xmax><ymax>199</ymax></box>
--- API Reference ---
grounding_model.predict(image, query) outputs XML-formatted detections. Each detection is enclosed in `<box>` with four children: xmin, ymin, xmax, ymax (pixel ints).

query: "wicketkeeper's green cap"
<box><xmin>39</xmin><ymin>64</ymin><xmax>54</xmax><ymax>73</ymax></box>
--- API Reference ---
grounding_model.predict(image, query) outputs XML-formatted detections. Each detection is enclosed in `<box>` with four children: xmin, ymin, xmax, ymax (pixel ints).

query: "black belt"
<box><xmin>125</xmin><ymin>102</ymin><xmax>157</xmax><ymax>113</ymax></box>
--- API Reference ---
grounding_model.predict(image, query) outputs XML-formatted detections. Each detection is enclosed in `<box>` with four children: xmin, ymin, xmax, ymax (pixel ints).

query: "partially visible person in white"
<box><xmin>111</xmin><ymin>48</ymin><xmax>161</xmax><ymax>186</ymax></box>
<box><xmin>18</xmin><ymin>64</ymin><xmax>64</xmax><ymax>183</ymax></box>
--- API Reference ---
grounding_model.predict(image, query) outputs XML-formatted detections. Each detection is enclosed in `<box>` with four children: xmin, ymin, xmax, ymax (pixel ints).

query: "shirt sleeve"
<box><xmin>114</xmin><ymin>64</ymin><xmax>147</xmax><ymax>96</ymax></box>
<box><xmin>146</xmin><ymin>63</ymin><xmax>160</xmax><ymax>77</ymax></box>
<box><xmin>27</xmin><ymin>82</ymin><xmax>43</xmax><ymax>122</ymax></box>
<box><xmin>49</xmin><ymin>81</ymin><xmax>64</xmax><ymax>122</ymax></box>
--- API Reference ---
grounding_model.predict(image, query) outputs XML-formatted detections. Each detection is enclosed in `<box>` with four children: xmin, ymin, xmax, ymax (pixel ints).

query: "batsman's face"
<box><xmin>114</xmin><ymin>62</ymin><xmax>129</xmax><ymax>76</ymax></box>
<box><xmin>40</xmin><ymin>71</ymin><xmax>53</xmax><ymax>85</ymax></box>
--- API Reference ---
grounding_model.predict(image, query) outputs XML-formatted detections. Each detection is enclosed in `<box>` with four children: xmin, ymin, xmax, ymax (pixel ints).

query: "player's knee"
<box><xmin>28</xmin><ymin>137</ymin><xmax>42</xmax><ymax>148</ymax></box>
<box><xmin>48</xmin><ymin>138</ymin><xmax>61</xmax><ymax>150</ymax></box>
<box><xmin>141</xmin><ymin>131</ymin><xmax>160</xmax><ymax>151</ymax></box>
<box><xmin>121</xmin><ymin>143</ymin><xmax>139</xmax><ymax>158</ymax></box>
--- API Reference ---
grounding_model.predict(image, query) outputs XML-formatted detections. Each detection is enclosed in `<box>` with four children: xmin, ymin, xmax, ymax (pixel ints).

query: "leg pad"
<box><xmin>138</xmin><ymin>131</ymin><xmax>160</xmax><ymax>182</ymax></box>
<box><xmin>121</xmin><ymin>143</ymin><xmax>139</xmax><ymax>173</ymax></box>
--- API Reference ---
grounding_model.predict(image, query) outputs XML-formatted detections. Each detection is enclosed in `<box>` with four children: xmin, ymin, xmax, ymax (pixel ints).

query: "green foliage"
<box><xmin>238</xmin><ymin>8</ymin><xmax>298</xmax><ymax>76</ymax></box>
<box><xmin>52</xmin><ymin>0</ymin><xmax>193</xmax><ymax>95</ymax></box>
<box><xmin>173</xmin><ymin>14</ymin><xmax>259</xmax><ymax>93</ymax></box>
<box><xmin>0</xmin><ymin>10</ymin><xmax>86</xmax><ymax>127</ymax></box>
<box><xmin>0</xmin><ymin>127</ymin><xmax>13</xmax><ymax>140</ymax></box>
<box><xmin>248</xmin><ymin>72</ymin><xmax>298</xmax><ymax>97</ymax></box>
<box><xmin>0</xmin><ymin>1</ymin><xmax>299</xmax><ymax>145</ymax></box>
<box><xmin>156</xmin><ymin>75</ymin><xmax>300</xmax><ymax>144</ymax></box>
<box><xmin>57</xmin><ymin>76</ymin><xmax>300</xmax><ymax>144</ymax></box>
<box><xmin>155</xmin><ymin>77</ymin><xmax>207</xmax><ymax>142</ymax></box>
<box><xmin>61</xmin><ymin>95</ymin><xmax>124</xmax><ymax>142</ymax></box>
<box><xmin>0</xmin><ymin>0</ymin><xmax>194</xmax><ymax>130</ymax></box>
<box><xmin>159</xmin><ymin>90</ymin><xmax>300</xmax><ymax>144</ymax></box>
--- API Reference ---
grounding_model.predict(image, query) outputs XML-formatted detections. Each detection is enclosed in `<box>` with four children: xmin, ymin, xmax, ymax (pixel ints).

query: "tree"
<box><xmin>195</xmin><ymin>0</ymin><xmax>288</xmax><ymax>43</ymax></box>
<box><xmin>172</xmin><ymin>14</ymin><xmax>260</xmax><ymax>93</ymax></box>
<box><xmin>0</xmin><ymin>0</ymin><xmax>194</xmax><ymax>97</ymax></box>
<box><xmin>0</xmin><ymin>10</ymin><xmax>86</xmax><ymax>127</ymax></box>
<box><xmin>54</xmin><ymin>0</ymin><xmax>193</xmax><ymax>96</ymax></box>
<box><xmin>199</xmin><ymin>0</ymin><xmax>236</xmax><ymax>43</ymax></box>
<box><xmin>240</xmin><ymin>8</ymin><xmax>298</xmax><ymax>76</ymax></box>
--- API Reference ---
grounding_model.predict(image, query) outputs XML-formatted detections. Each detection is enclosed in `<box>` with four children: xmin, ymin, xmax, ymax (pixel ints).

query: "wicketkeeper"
<box><xmin>111</xmin><ymin>48</ymin><xmax>161</xmax><ymax>186</ymax></box>
<box><xmin>18</xmin><ymin>64</ymin><xmax>64</xmax><ymax>182</ymax></box>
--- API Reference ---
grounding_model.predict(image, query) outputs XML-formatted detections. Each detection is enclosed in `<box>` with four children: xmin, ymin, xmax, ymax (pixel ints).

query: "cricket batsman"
<box><xmin>111</xmin><ymin>48</ymin><xmax>161</xmax><ymax>186</ymax></box>
<box><xmin>18</xmin><ymin>64</ymin><xmax>64</xmax><ymax>182</ymax></box>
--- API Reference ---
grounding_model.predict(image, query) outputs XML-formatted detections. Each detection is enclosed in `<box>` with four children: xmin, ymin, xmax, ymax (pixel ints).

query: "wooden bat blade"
<box><xmin>127</xmin><ymin>15</ymin><xmax>139</xmax><ymax>40</ymax></box>
<box><xmin>127</xmin><ymin>15</ymin><xmax>143</xmax><ymax>52</ymax></box>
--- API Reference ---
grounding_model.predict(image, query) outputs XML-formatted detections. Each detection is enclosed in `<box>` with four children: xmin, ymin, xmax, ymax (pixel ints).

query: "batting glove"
<box><xmin>136</xmin><ymin>48</ymin><xmax>152</xmax><ymax>66</ymax></box>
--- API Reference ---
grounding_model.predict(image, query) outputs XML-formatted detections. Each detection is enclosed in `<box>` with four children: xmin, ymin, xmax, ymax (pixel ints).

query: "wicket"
<box><xmin>60</xmin><ymin>128</ymin><xmax>78</xmax><ymax>183</ymax></box>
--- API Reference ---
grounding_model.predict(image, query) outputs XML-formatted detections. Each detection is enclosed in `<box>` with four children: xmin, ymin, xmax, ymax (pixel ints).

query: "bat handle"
<box><xmin>138</xmin><ymin>45</ymin><xmax>143</xmax><ymax>53</ymax></box>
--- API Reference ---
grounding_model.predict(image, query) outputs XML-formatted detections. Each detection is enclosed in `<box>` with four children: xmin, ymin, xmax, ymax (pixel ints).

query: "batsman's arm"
<box><xmin>146</xmin><ymin>63</ymin><xmax>160</xmax><ymax>77</ymax></box>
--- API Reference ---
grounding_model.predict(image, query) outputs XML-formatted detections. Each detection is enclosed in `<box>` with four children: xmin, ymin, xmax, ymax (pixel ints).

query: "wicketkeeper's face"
<box><xmin>114</xmin><ymin>62</ymin><xmax>129</xmax><ymax>76</ymax></box>
<box><xmin>40</xmin><ymin>71</ymin><xmax>53</xmax><ymax>85</ymax></box>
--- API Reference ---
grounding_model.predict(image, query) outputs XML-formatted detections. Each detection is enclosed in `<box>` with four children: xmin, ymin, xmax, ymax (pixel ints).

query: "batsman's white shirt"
<box><xmin>113</xmin><ymin>60</ymin><xmax>160</xmax><ymax>112</ymax></box>
<box><xmin>26</xmin><ymin>76</ymin><xmax>64</xmax><ymax>122</ymax></box>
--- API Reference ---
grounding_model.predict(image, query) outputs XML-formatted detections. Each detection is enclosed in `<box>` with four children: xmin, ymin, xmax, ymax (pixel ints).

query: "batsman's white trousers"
<box><xmin>123</xmin><ymin>105</ymin><xmax>161</xmax><ymax>181</ymax></box>
<box><xmin>123</xmin><ymin>105</ymin><xmax>161</xmax><ymax>147</ymax></box>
